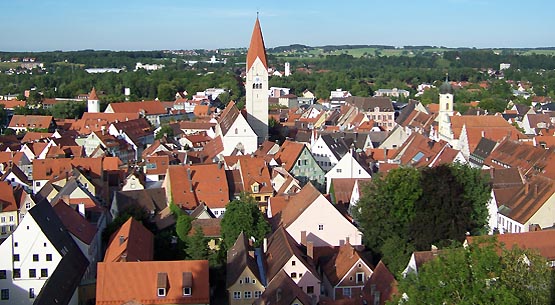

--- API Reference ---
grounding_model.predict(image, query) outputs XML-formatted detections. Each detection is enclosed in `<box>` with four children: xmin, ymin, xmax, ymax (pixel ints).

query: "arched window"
<box><xmin>235</xmin><ymin>128</ymin><xmax>238</xmax><ymax>134</ymax></box>
<box><xmin>446</xmin><ymin>103</ymin><xmax>449</xmax><ymax>110</ymax></box>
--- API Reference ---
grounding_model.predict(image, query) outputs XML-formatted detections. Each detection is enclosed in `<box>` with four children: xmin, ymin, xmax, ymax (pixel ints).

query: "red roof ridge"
<box><xmin>89</xmin><ymin>87</ymin><xmax>99</xmax><ymax>100</ymax></box>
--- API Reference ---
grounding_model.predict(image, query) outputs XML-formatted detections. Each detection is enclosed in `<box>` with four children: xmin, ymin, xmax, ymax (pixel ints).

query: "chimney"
<box><xmin>263</xmin><ymin>238</ymin><xmax>268</xmax><ymax>253</ymax></box>
<box><xmin>307</xmin><ymin>241</ymin><xmax>314</xmax><ymax>259</ymax></box>
<box><xmin>301</xmin><ymin>231</ymin><xmax>307</xmax><ymax>246</ymax></box>
<box><xmin>186</xmin><ymin>168</ymin><xmax>193</xmax><ymax>192</ymax></box>
<box><xmin>345</xmin><ymin>236</ymin><xmax>350</xmax><ymax>244</ymax></box>
<box><xmin>524</xmin><ymin>182</ymin><xmax>529</xmax><ymax>195</ymax></box>
<box><xmin>481</xmin><ymin>130</ymin><xmax>485</xmax><ymax>138</ymax></box>
<box><xmin>534</xmin><ymin>184</ymin><xmax>539</xmax><ymax>197</ymax></box>
<box><xmin>119</xmin><ymin>235</ymin><xmax>125</xmax><ymax>245</ymax></box>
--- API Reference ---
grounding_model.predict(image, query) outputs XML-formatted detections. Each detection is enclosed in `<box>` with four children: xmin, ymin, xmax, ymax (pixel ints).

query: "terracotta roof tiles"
<box><xmin>247</xmin><ymin>18</ymin><xmax>268</xmax><ymax>70</ymax></box>
<box><xmin>104</xmin><ymin>218</ymin><xmax>154</xmax><ymax>262</ymax></box>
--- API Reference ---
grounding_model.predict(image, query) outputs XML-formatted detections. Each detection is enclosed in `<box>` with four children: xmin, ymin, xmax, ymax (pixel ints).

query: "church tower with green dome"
<box><xmin>438</xmin><ymin>75</ymin><xmax>454</xmax><ymax>141</ymax></box>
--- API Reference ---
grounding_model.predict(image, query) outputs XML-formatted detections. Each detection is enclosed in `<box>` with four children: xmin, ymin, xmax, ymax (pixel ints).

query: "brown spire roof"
<box><xmin>89</xmin><ymin>87</ymin><xmax>99</xmax><ymax>100</ymax></box>
<box><xmin>247</xmin><ymin>17</ymin><xmax>268</xmax><ymax>70</ymax></box>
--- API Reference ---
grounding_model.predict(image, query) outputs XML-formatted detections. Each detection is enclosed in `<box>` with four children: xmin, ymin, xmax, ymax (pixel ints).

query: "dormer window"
<box><xmin>157</xmin><ymin>288</ymin><xmax>166</xmax><ymax>297</ymax></box>
<box><xmin>157</xmin><ymin>272</ymin><xmax>168</xmax><ymax>297</ymax></box>
<box><xmin>182</xmin><ymin>272</ymin><xmax>193</xmax><ymax>296</ymax></box>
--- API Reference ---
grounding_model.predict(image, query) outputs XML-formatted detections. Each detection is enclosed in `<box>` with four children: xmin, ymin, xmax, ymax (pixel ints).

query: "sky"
<box><xmin>1</xmin><ymin>0</ymin><xmax>554</xmax><ymax>51</ymax></box>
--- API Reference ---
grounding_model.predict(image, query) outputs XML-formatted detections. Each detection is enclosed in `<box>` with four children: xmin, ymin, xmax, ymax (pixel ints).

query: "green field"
<box><xmin>0</xmin><ymin>62</ymin><xmax>21</xmax><ymax>69</ymax></box>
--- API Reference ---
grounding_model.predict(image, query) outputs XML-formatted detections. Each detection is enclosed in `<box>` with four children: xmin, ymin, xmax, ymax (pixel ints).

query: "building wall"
<box><xmin>246</xmin><ymin>56</ymin><xmax>269</xmax><ymax>144</ymax></box>
<box><xmin>286</xmin><ymin>195</ymin><xmax>362</xmax><ymax>247</ymax></box>
<box><xmin>311</xmin><ymin>137</ymin><xmax>339</xmax><ymax>172</ymax></box>
<box><xmin>0</xmin><ymin>212</ymin><xmax>63</xmax><ymax>305</ymax></box>
<box><xmin>281</xmin><ymin>256</ymin><xmax>320</xmax><ymax>300</ymax></box>
<box><xmin>325</xmin><ymin>153</ymin><xmax>371</xmax><ymax>192</ymax></box>
<box><xmin>290</xmin><ymin>148</ymin><xmax>325</xmax><ymax>189</ymax></box>
<box><xmin>228</xmin><ymin>268</ymin><xmax>265</xmax><ymax>305</ymax></box>
<box><xmin>525</xmin><ymin>193</ymin><xmax>555</xmax><ymax>232</ymax></box>
<box><xmin>221</xmin><ymin>114</ymin><xmax>258</xmax><ymax>156</ymax></box>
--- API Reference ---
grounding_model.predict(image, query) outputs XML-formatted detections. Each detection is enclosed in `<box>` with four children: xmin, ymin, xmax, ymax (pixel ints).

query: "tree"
<box><xmin>220</xmin><ymin>193</ymin><xmax>271</xmax><ymax>250</ymax></box>
<box><xmin>175</xmin><ymin>213</ymin><xmax>193</xmax><ymax>242</ymax></box>
<box><xmin>156</xmin><ymin>124</ymin><xmax>174</xmax><ymax>140</ymax></box>
<box><xmin>354</xmin><ymin>164</ymin><xmax>491</xmax><ymax>276</ymax></box>
<box><xmin>186</xmin><ymin>226</ymin><xmax>209</xmax><ymax>260</ymax></box>
<box><xmin>393</xmin><ymin>239</ymin><xmax>554</xmax><ymax>305</ymax></box>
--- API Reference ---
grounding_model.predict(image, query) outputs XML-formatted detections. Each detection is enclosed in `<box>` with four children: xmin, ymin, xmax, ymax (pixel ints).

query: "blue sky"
<box><xmin>2</xmin><ymin>0</ymin><xmax>554</xmax><ymax>51</ymax></box>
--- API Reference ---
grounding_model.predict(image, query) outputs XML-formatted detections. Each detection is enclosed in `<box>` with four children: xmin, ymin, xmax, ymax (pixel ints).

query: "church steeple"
<box><xmin>247</xmin><ymin>17</ymin><xmax>268</xmax><ymax>71</ymax></box>
<box><xmin>245</xmin><ymin>16</ymin><xmax>269</xmax><ymax>145</ymax></box>
<box><xmin>88</xmin><ymin>87</ymin><xmax>100</xmax><ymax>113</ymax></box>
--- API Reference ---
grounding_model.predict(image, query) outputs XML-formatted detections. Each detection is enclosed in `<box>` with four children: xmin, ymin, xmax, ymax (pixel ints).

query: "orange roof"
<box><xmin>33</xmin><ymin>157</ymin><xmax>104</xmax><ymax>181</ymax></box>
<box><xmin>247</xmin><ymin>17</ymin><xmax>268</xmax><ymax>70</ymax></box>
<box><xmin>21</xmin><ymin>132</ymin><xmax>53</xmax><ymax>143</ymax></box>
<box><xmin>0</xmin><ymin>99</ymin><xmax>25</xmax><ymax>109</ymax></box>
<box><xmin>108</xmin><ymin>100</ymin><xmax>166</xmax><ymax>115</ymax></box>
<box><xmin>274</xmin><ymin>140</ymin><xmax>306</xmax><ymax>172</ymax></box>
<box><xmin>451</xmin><ymin>115</ymin><xmax>515</xmax><ymax>140</ymax></box>
<box><xmin>467</xmin><ymin>230</ymin><xmax>555</xmax><ymax>261</ymax></box>
<box><xmin>363</xmin><ymin>260</ymin><xmax>398</xmax><ymax>305</ymax></box>
<box><xmin>0</xmin><ymin>182</ymin><xmax>17</xmax><ymax>212</ymax></box>
<box><xmin>145</xmin><ymin>155</ymin><xmax>170</xmax><ymax>175</ymax></box>
<box><xmin>103</xmin><ymin>156</ymin><xmax>123</xmax><ymax>171</ymax></box>
<box><xmin>8</xmin><ymin>115</ymin><xmax>53</xmax><ymax>129</ymax></box>
<box><xmin>322</xmin><ymin>242</ymin><xmax>373</xmax><ymax>286</ymax></box>
<box><xmin>96</xmin><ymin>260</ymin><xmax>209</xmax><ymax>305</ymax></box>
<box><xmin>193</xmin><ymin>105</ymin><xmax>210</xmax><ymax>117</ymax></box>
<box><xmin>104</xmin><ymin>218</ymin><xmax>154</xmax><ymax>262</ymax></box>
<box><xmin>167</xmin><ymin>163</ymin><xmax>229</xmax><ymax>210</ymax></box>
<box><xmin>501</xmin><ymin>175</ymin><xmax>555</xmax><ymax>224</ymax></box>
<box><xmin>189</xmin><ymin>218</ymin><xmax>221</xmax><ymax>237</ymax></box>
<box><xmin>89</xmin><ymin>87</ymin><xmax>99</xmax><ymax>100</ymax></box>
<box><xmin>427</xmin><ymin>103</ymin><xmax>440</xmax><ymax>113</ymax></box>
<box><xmin>234</xmin><ymin>156</ymin><xmax>273</xmax><ymax>194</ymax></box>
<box><xmin>273</xmin><ymin>183</ymin><xmax>322</xmax><ymax>229</ymax></box>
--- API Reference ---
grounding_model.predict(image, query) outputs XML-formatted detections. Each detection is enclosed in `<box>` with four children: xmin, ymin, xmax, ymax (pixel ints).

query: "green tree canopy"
<box><xmin>354</xmin><ymin>164</ymin><xmax>491</xmax><ymax>275</ymax></box>
<box><xmin>393</xmin><ymin>238</ymin><xmax>554</xmax><ymax>305</ymax></box>
<box><xmin>186</xmin><ymin>226</ymin><xmax>209</xmax><ymax>260</ymax></box>
<box><xmin>220</xmin><ymin>193</ymin><xmax>271</xmax><ymax>250</ymax></box>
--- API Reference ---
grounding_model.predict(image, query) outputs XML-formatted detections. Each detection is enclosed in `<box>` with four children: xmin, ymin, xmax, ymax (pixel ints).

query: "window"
<box><xmin>244</xmin><ymin>276</ymin><xmax>251</xmax><ymax>284</ymax></box>
<box><xmin>46</xmin><ymin>254</ymin><xmax>52</xmax><ymax>261</ymax></box>
<box><xmin>8</xmin><ymin>216</ymin><xmax>13</xmax><ymax>222</ymax></box>
<box><xmin>356</xmin><ymin>272</ymin><xmax>365</xmax><ymax>284</ymax></box>
<box><xmin>25</xmin><ymin>202</ymin><xmax>31</xmax><ymax>209</ymax></box>
<box><xmin>14</xmin><ymin>242</ymin><xmax>18</xmax><ymax>247</ymax></box>
<box><xmin>254</xmin><ymin>291</ymin><xmax>262</xmax><ymax>298</ymax></box>
<box><xmin>233</xmin><ymin>291</ymin><xmax>241</xmax><ymax>299</ymax></box>
<box><xmin>291</xmin><ymin>272</ymin><xmax>297</xmax><ymax>278</ymax></box>
<box><xmin>373</xmin><ymin>291</ymin><xmax>381</xmax><ymax>305</ymax></box>
<box><xmin>29</xmin><ymin>288</ymin><xmax>35</xmax><ymax>299</ymax></box>
<box><xmin>1</xmin><ymin>226</ymin><xmax>5</xmax><ymax>234</ymax></box>
<box><xmin>0</xmin><ymin>217</ymin><xmax>5</xmax><ymax>223</ymax></box>
<box><xmin>307</xmin><ymin>286</ymin><xmax>314</xmax><ymax>294</ymax></box>
<box><xmin>13</xmin><ymin>254</ymin><xmax>19</xmax><ymax>262</ymax></box>
<box><xmin>244</xmin><ymin>291</ymin><xmax>252</xmax><ymax>299</ymax></box>
<box><xmin>33</xmin><ymin>254</ymin><xmax>39</xmax><ymax>261</ymax></box>
<box><xmin>318</xmin><ymin>224</ymin><xmax>324</xmax><ymax>231</ymax></box>
<box><xmin>336</xmin><ymin>169</ymin><xmax>342</xmax><ymax>173</ymax></box>
<box><xmin>183</xmin><ymin>287</ymin><xmax>191</xmax><ymax>296</ymax></box>
<box><xmin>0</xmin><ymin>270</ymin><xmax>6</xmax><ymax>279</ymax></box>
<box><xmin>13</xmin><ymin>269</ymin><xmax>20</xmax><ymax>279</ymax></box>
<box><xmin>43</xmin><ymin>243</ymin><xmax>47</xmax><ymax>247</ymax></box>
<box><xmin>343</xmin><ymin>287</ymin><xmax>352</xmax><ymax>297</ymax></box>
<box><xmin>291</xmin><ymin>260</ymin><xmax>296</xmax><ymax>266</ymax></box>
<box><xmin>0</xmin><ymin>289</ymin><xmax>8</xmax><ymax>300</ymax></box>
<box><xmin>157</xmin><ymin>288</ymin><xmax>166</xmax><ymax>297</ymax></box>
<box><xmin>40</xmin><ymin>269</ymin><xmax>48</xmax><ymax>277</ymax></box>
<box><xmin>29</xmin><ymin>269</ymin><xmax>36</xmax><ymax>278</ymax></box>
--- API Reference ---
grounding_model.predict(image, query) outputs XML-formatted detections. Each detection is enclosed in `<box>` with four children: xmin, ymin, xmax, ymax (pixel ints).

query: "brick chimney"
<box><xmin>301</xmin><ymin>231</ymin><xmax>307</xmax><ymax>246</ymax></box>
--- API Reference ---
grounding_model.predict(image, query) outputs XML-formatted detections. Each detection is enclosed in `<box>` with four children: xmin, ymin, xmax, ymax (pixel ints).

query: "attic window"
<box><xmin>182</xmin><ymin>272</ymin><xmax>193</xmax><ymax>296</ymax></box>
<box><xmin>157</xmin><ymin>288</ymin><xmax>166</xmax><ymax>297</ymax></box>
<box><xmin>157</xmin><ymin>272</ymin><xmax>168</xmax><ymax>297</ymax></box>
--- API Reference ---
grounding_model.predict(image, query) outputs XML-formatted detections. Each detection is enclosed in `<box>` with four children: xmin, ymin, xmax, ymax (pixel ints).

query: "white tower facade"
<box><xmin>245</xmin><ymin>17</ymin><xmax>269</xmax><ymax>144</ymax></box>
<box><xmin>438</xmin><ymin>77</ymin><xmax>454</xmax><ymax>141</ymax></box>
<box><xmin>87</xmin><ymin>87</ymin><xmax>100</xmax><ymax>113</ymax></box>
<box><xmin>285</xmin><ymin>62</ymin><xmax>291</xmax><ymax>77</ymax></box>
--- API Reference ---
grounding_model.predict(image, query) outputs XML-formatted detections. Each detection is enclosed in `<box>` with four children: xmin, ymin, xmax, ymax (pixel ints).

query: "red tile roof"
<box><xmin>363</xmin><ymin>260</ymin><xmax>398</xmax><ymax>305</ymax></box>
<box><xmin>96</xmin><ymin>260</ymin><xmax>209</xmax><ymax>305</ymax></box>
<box><xmin>247</xmin><ymin>18</ymin><xmax>268</xmax><ymax>70</ymax></box>
<box><xmin>0</xmin><ymin>182</ymin><xmax>17</xmax><ymax>212</ymax></box>
<box><xmin>467</xmin><ymin>230</ymin><xmax>555</xmax><ymax>261</ymax></box>
<box><xmin>9</xmin><ymin>115</ymin><xmax>53</xmax><ymax>129</ymax></box>
<box><xmin>89</xmin><ymin>87</ymin><xmax>99</xmax><ymax>100</ymax></box>
<box><xmin>104</xmin><ymin>218</ymin><xmax>154</xmax><ymax>262</ymax></box>
<box><xmin>166</xmin><ymin>163</ymin><xmax>229</xmax><ymax>210</ymax></box>
<box><xmin>274</xmin><ymin>140</ymin><xmax>306</xmax><ymax>172</ymax></box>
<box><xmin>52</xmin><ymin>200</ymin><xmax>97</xmax><ymax>245</ymax></box>
<box><xmin>0</xmin><ymin>99</ymin><xmax>26</xmax><ymax>109</ymax></box>
<box><xmin>322</xmin><ymin>243</ymin><xmax>373</xmax><ymax>286</ymax></box>
<box><xmin>108</xmin><ymin>100</ymin><xmax>166</xmax><ymax>115</ymax></box>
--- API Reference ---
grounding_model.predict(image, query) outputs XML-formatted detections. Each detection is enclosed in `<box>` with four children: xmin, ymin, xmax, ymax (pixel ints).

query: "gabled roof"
<box><xmin>89</xmin><ymin>87</ymin><xmax>99</xmax><ymax>100</ymax></box>
<box><xmin>111</xmin><ymin>118</ymin><xmax>152</xmax><ymax>143</ymax></box>
<box><xmin>322</xmin><ymin>243</ymin><xmax>372</xmax><ymax>286</ymax></box>
<box><xmin>471</xmin><ymin>137</ymin><xmax>497</xmax><ymax>160</ymax></box>
<box><xmin>189</xmin><ymin>218</ymin><xmax>221</xmax><ymax>237</ymax></box>
<box><xmin>271</xmin><ymin>183</ymin><xmax>322</xmax><ymax>229</ymax></box>
<box><xmin>499</xmin><ymin>175</ymin><xmax>555</xmax><ymax>224</ymax></box>
<box><xmin>483</xmin><ymin>139</ymin><xmax>555</xmax><ymax>177</ymax></box>
<box><xmin>247</xmin><ymin>17</ymin><xmax>268</xmax><ymax>70</ymax></box>
<box><xmin>0</xmin><ymin>181</ymin><xmax>17</xmax><ymax>211</ymax></box>
<box><xmin>52</xmin><ymin>200</ymin><xmax>98</xmax><ymax>245</ymax></box>
<box><xmin>321</xmin><ymin>134</ymin><xmax>349</xmax><ymax>160</ymax></box>
<box><xmin>33</xmin><ymin>157</ymin><xmax>104</xmax><ymax>181</ymax></box>
<box><xmin>226</xmin><ymin>232</ymin><xmax>262</xmax><ymax>288</ymax></box>
<box><xmin>21</xmin><ymin>131</ymin><xmax>53</xmax><ymax>143</ymax></box>
<box><xmin>363</xmin><ymin>261</ymin><xmax>398</xmax><ymax>305</ymax></box>
<box><xmin>330</xmin><ymin>178</ymin><xmax>370</xmax><ymax>205</ymax></box>
<box><xmin>274</xmin><ymin>140</ymin><xmax>306</xmax><ymax>172</ymax></box>
<box><xmin>393</xmin><ymin>133</ymin><xmax>448</xmax><ymax>167</ymax></box>
<box><xmin>254</xmin><ymin>270</ymin><xmax>312</xmax><ymax>305</ymax></box>
<box><xmin>104</xmin><ymin>218</ymin><xmax>154</xmax><ymax>262</ymax></box>
<box><xmin>217</xmin><ymin>101</ymin><xmax>240</xmax><ymax>136</ymax></box>
<box><xmin>96</xmin><ymin>260</ymin><xmax>210</xmax><ymax>305</ymax></box>
<box><xmin>265</xmin><ymin>226</ymin><xmax>320</xmax><ymax>282</ymax></box>
<box><xmin>29</xmin><ymin>200</ymin><xmax>89</xmax><ymax>305</ymax></box>
<box><xmin>107</xmin><ymin>100</ymin><xmax>166</xmax><ymax>115</ymax></box>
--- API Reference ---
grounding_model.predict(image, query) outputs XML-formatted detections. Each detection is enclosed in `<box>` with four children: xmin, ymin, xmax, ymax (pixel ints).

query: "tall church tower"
<box><xmin>246</xmin><ymin>17</ymin><xmax>269</xmax><ymax>144</ymax></box>
<box><xmin>438</xmin><ymin>75</ymin><xmax>454</xmax><ymax>141</ymax></box>
<box><xmin>88</xmin><ymin>87</ymin><xmax>100</xmax><ymax>113</ymax></box>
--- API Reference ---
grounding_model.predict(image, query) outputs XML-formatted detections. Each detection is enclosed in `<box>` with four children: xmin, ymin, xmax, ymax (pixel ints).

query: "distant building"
<box><xmin>375</xmin><ymin>88</ymin><xmax>410</xmax><ymax>99</ymax></box>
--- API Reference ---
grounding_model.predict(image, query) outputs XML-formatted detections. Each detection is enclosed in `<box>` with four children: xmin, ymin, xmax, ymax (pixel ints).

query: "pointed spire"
<box><xmin>247</xmin><ymin>16</ymin><xmax>268</xmax><ymax>70</ymax></box>
<box><xmin>89</xmin><ymin>87</ymin><xmax>99</xmax><ymax>100</ymax></box>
